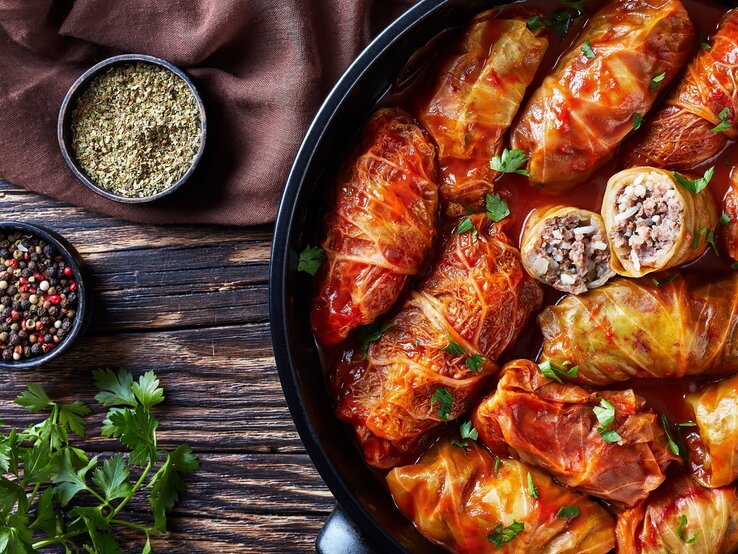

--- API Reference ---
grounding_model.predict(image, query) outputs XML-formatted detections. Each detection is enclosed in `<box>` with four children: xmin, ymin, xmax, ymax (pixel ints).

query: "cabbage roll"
<box><xmin>510</xmin><ymin>0</ymin><xmax>695</xmax><ymax>193</ymax></box>
<box><xmin>723</xmin><ymin>169</ymin><xmax>738</xmax><ymax>262</ymax></box>
<box><xmin>332</xmin><ymin>215</ymin><xmax>542</xmax><ymax>468</ymax></box>
<box><xmin>539</xmin><ymin>275</ymin><xmax>738</xmax><ymax>385</ymax></box>
<box><xmin>473</xmin><ymin>360</ymin><xmax>677</xmax><ymax>507</ymax></box>
<box><xmin>625</xmin><ymin>9</ymin><xmax>738</xmax><ymax>169</ymax></box>
<box><xmin>311</xmin><ymin>108</ymin><xmax>438</xmax><ymax>345</ymax></box>
<box><xmin>601</xmin><ymin>167</ymin><xmax>718</xmax><ymax>277</ymax></box>
<box><xmin>520</xmin><ymin>206</ymin><xmax>614</xmax><ymax>294</ymax></box>
<box><xmin>386</xmin><ymin>439</ymin><xmax>616</xmax><ymax>554</ymax></box>
<box><xmin>685</xmin><ymin>374</ymin><xmax>738</xmax><ymax>488</ymax></box>
<box><xmin>616</xmin><ymin>475</ymin><xmax>738</xmax><ymax>554</ymax></box>
<box><xmin>420</xmin><ymin>10</ymin><xmax>548</xmax><ymax>215</ymax></box>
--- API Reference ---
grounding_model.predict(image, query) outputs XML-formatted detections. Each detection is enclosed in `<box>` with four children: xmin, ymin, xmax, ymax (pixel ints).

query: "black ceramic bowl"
<box><xmin>270</xmin><ymin>1</ymin><xmax>500</xmax><ymax>552</ymax></box>
<box><xmin>57</xmin><ymin>54</ymin><xmax>207</xmax><ymax>204</ymax></box>
<box><xmin>0</xmin><ymin>222</ymin><xmax>91</xmax><ymax>370</ymax></box>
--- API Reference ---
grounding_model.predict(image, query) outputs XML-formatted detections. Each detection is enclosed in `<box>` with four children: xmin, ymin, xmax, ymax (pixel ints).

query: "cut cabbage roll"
<box><xmin>616</xmin><ymin>475</ymin><xmax>738</xmax><ymax>553</ymax></box>
<box><xmin>510</xmin><ymin>0</ymin><xmax>695</xmax><ymax>193</ymax></box>
<box><xmin>332</xmin><ymin>215</ymin><xmax>542</xmax><ymax>468</ymax></box>
<box><xmin>723</xmin><ymin>168</ymin><xmax>738</xmax><ymax>262</ymax></box>
<box><xmin>520</xmin><ymin>206</ymin><xmax>614</xmax><ymax>294</ymax></box>
<box><xmin>601</xmin><ymin>167</ymin><xmax>718</xmax><ymax>277</ymax></box>
<box><xmin>685</xmin><ymin>374</ymin><xmax>738</xmax><ymax>488</ymax></box>
<box><xmin>386</xmin><ymin>439</ymin><xmax>616</xmax><ymax>554</ymax></box>
<box><xmin>539</xmin><ymin>275</ymin><xmax>738</xmax><ymax>385</ymax></box>
<box><xmin>625</xmin><ymin>9</ymin><xmax>738</xmax><ymax>169</ymax></box>
<box><xmin>311</xmin><ymin>108</ymin><xmax>438</xmax><ymax>345</ymax></box>
<box><xmin>473</xmin><ymin>360</ymin><xmax>677</xmax><ymax>507</ymax></box>
<box><xmin>420</xmin><ymin>10</ymin><xmax>548</xmax><ymax>215</ymax></box>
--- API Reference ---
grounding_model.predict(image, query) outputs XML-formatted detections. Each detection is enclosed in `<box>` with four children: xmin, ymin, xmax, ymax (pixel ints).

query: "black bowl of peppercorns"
<box><xmin>0</xmin><ymin>222</ymin><xmax>90</xmax><ymax>369</ymax></box>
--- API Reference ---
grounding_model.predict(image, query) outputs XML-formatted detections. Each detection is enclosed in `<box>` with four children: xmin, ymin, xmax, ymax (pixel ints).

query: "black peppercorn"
<box><xmin>30</xmin><ymin>344</ymin><xmax>41</xmax><ymax>355</ymax></box>
<box><xmin>42</xmin><ymin>244</ymin><xmax>53</xmax><ymax>257</ymax></box>
<box><xmin>2</xmin><ymin>349</ymin><xmax>10</xmax><ymax>360</ymax></box>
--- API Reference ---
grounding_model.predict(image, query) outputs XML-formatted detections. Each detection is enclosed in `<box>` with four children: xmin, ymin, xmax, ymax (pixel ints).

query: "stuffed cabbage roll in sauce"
<box><xmin>539</xmin><ymin>275</ymin><xmax>738</xmax><ymax>385</ymax></box>
<box><xmin>387</xmin><ymin>439</ymin><xmax>616</xmax><ymax>554</ymax></box>
<box><xmin>332</xmin><ymin>215</ymin><xmax>542</xmax><ymax>468</ymax></box>
<box><xmin>601</xmin><ymin>167</ymin><xmax>718</xmax><ymax>277</ymax></box>
<box><xmin>723</xmin><ymin>168</ymin><xmax>738</xmax><ymax>262</ymax></box>
<box><xmin>625</xmin><ymin>9</ymin><xmax>738</xmax><ymax>169</ymax></box>
<box><xmin>520</xmin><ymin>206</ymin><xmax>614</xmax><ymax>294</ymax></box>
<box><xmin>473</xmin><ymin>360</ymin><xmax>677</xmax><ymax>507</ymax></box>
<box><xmin>616</xmin><ymin>475</ymin><xmax>738</xmax><ymax>554</ymax></box>
<box><xmin>510</xmin><ymin>0</ymin><xmax>695</xmax><ymax>193</ymax></box>
<box><xmin>311</xmin><ymin>108</ymin><xmax>438</xmax><ymax>345</ymax></box>
<box><xmin>684</xmin><ymin>374</ymin><xmax>738</xmax><ymax>488</ymax></box>
<box><xmin>420</xmin><ymin>9</ymin><xmax>548</xmax><ymax>215</ymax></box>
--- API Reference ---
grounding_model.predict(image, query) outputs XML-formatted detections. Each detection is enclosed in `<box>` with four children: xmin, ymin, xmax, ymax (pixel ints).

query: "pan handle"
<box><xmin>316</xmin><ymin>504</ymin><xmax>381</xmax><ymax>554</ymax></box>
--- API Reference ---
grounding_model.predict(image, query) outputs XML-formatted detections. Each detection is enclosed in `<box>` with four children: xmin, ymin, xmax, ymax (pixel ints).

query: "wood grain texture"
<box><xmin>0</xmin><ymin>180</ymin><xmax>334</xmax><ymax>552</ymax></box>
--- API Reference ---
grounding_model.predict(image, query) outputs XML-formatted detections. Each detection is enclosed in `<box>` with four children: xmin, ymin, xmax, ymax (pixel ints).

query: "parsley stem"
<box><xmin>32</xmin><ymin>531</ymin><xmax>82</xmax><ymax>549</ymax></box>
<box><xmin>111</xmin><ymin>518</ymin><xmax>152</xmax><ymax>533</ymax></box>
<box><xmin>108</xmin><ymin>461</ymin><xmax>153</xmax><ymax>520</ymax></box>
<box><xmin>27</xmin><ymin>480</ymin><xmax>42</xmax><ymax>508</ymax></box>
<box><xmin>86</xmin><ymin>484</ymin><xmax>110</xmax><ymax>508</ymax></box>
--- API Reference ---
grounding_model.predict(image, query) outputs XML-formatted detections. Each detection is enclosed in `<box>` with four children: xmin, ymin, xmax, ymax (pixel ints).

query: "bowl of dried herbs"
<box><xmin>58</xmin><ymin>54</ymin><xmax>206</xmax><ymax>203</ymax></box>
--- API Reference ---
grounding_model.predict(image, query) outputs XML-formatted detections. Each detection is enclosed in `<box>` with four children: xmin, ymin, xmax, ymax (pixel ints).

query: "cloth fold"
<box><xmin>0</xmin><ymin>0</ymin><xmax>415</xmax><ymax>226</ymax></box>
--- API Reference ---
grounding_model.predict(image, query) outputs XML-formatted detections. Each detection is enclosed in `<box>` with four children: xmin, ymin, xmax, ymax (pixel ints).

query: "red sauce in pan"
<box><xmin>318</xmin><ymin>0</ymin><xmax>737</xmax><ymax>498</ymax></box>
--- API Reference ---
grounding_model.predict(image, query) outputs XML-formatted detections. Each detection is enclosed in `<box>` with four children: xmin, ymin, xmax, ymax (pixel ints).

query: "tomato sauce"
<box><xmin>318</xmin><ymin>0</ymin><xmax>737</xmax><ymax>494</ymax></box>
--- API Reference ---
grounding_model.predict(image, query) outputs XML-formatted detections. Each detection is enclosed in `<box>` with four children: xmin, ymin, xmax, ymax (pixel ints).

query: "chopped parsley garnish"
<box><xmin>456</xmin><ymin>216</ymin><xmax>478</xmax><ymax>242</ymax></box>
<box><xmin>465</xmin><ymin>354</ymin><xmax>486</xmax><ymax>373</ymax></box>
<box><xmin>430</xmin><ymin>387</ymin><xmax>454</xmax><ymax>420</ymax></box>
<box><xmin>581</xmin><ymin>39</ymin><xmax>595</xmax><ymax>60</ymax></box>
<box><xmin>693</xmin><ymin>226</ymin><xmax>707</xmax><ymax>250</ymax></box>
<box><xmin>707</xmin><ymin>227</ymin><xmax>719</xmax><ymax>256</ymax></box>
<box><xmin>485</xmin><ymin>193</ymin><xmax>511</xmax><ymax>222</ymax></box>
<box><xmin>594</xmin><ymin>398</ymin><xmax>622</xmax><ymax>443</ymax></box>
<box><xmin>651</xmin><ymin>72</ymin><xmax>666</xmax><ymax>90</ymax></box>
<box><xmin>297</xmin><ymin>246</ymin><xmax>324</xmax><ymax>275</ymax></box>
<box><xmin>491</xmin><ymin>148</ymin><xmax>530</xmax><ymax>176</ymax></box>
<box><xmin>526</xmin><ymin>15</ymin><xmax>546</xmax><ymax>32</ymax></box>
<box><xmin>550</xmin><ymin>9</ymin><xmax>574</xmax><ymax>39</ymax></box>
<box><xmin>538</xmin><ymin>360</ymin><xmax>579</xmax><ymax>383</ymax></box>
<box><xmin>712</xmin><ymin>107</ymin><xmax>732</xmax><ymax>133</ymax></box>
<box><xmin>674</xmin><ymin>166</ymin><xmax>714</xmax><ymax>194</ymax></box>
<box><xmin>353</xmin><ymin>321</ymin><xmax>393</xmax><ymax>363</ymax></box>
<box><xmin>677</xmin><ymin>515</ymin><xmax>700</xmax><ymax>544</ymax></box>
<box><xmin>443</xmin><ymin>336</ymin><xmax>467</xmax><ymax>356</ymax></box>
<box><xmin>661</xmin><ymin>414</ymin><xmax>681</xmax><ymax>456</ymax></box>
<box><xmin>563</xmin><ymin>0</ymin><xmax>585</xmax><ymax>15</ymax></box>
<box><xmin>494</xmin><ymin>455</ymin><xmax>501</xmax><ymax>473</ymax></box>
<box><xmin>633</xmin><ymin>113</ymin><xmax>644</xmax><ymax>131</ymax></box>
<box><xmin>453</xmin><ymin>419</ymin><xmax>478</xmax><ymax>449</ymax></box>
<box><xmin>721</xmin><ymin>212</ymin><xmax>731</xmax><ymax>225</ymax></box>
<box><xmin>652</xmin><ymin>273</ymin><xmax>678</xmax><ymax>287</ymax></box>
<box><xmin>488</xmin><ymin>521</ymin><xmax>524</xmax><ymax>546</ymax></box>
<box><xmin>527</xmin><ymin>472</ymin><xmax>539</xmax><ymax>499</ymax></box>
<box><xmin>678</xmin><ymin>421</ymin><xmax>697</xmax><ymax>427</ymax></box>
<box><xmin>700</xmin><ymin>33</ymin><xmax>712</xmax><ymax>50</ymax></box>
<box><xmin>556</xmin><ymin>506</ymin><xmax>581</xmax><ymax>519</ymax></box>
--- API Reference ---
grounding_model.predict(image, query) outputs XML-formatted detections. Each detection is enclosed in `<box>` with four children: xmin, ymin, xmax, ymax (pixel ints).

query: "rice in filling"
<box><xmin>532</xmin><ymin>214</ymin><xmax>611</xmax><ymax>294</ymax></box>
<box><xmin>611</xmin><ymin>172</ymin><xmax>684</xmax><ymax>271</ymax></box>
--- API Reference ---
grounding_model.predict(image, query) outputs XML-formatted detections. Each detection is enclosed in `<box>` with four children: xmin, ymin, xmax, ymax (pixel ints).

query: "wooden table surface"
<box><xmin>0</xmin><ymin>179</ymin><xmax>334</xmax><ymax>552</ymax></box>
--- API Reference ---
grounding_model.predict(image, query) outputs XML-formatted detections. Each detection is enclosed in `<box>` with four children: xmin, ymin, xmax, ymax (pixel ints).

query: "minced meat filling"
<box><xmin>533</xmin><ymin>214</ymin><xmax>611</xmax><ymax>294</ymax></box>
<box><xmin>611</xmin><ymin>173</ymin><xmax>683</xmax><ymax>271</ymax></box>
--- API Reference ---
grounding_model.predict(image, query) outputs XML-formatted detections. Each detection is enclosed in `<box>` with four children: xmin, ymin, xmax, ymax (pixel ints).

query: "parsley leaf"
<box><xmin>494</xmin><ymin>455</ymin><xmax>501</xmax><ymax>472</ymax></box>
<box><xmin>430</xmin><ymin>388</ymin><xmax>454</xmax><ymax>420</ymax></box>
<box><xmin>485</xmin><ymin>193</ymin><xmax>510</xmax><ymax>222</ymax></box>
<box><xmin>563</xmin><ymin>0</ymin><xmax>585</xmax><ymax>15</ymax></box>
<box><xmin>465</xmin><ymin>354</ymin><xmax>486</xmax><ymax>373</ymax></box>
<box><xmin>652</xmin><ymin>273</ymin><xmax>678</xmax><ymax>287</ymax></box>
<box><xmin>701</xmin><ymin>40</ymin><xmax>712</xmax><ymax>50</ymax></box>
<box><xmin>460</xmin><ymin>420</ymin><xmax>478</xmax><ymax>441</ymax></box>
<box><xmin>15</xmin><ymin>385</ymin><xmax>52</xmax><ymax>412</ymax></box>
<box><xmin>693</xmin><ymin>226</ymin><xmax>707</xmax><ymax>250</ymax></box>
<box><xmin>581</xmin><ymin>39</ymin><xmax>595</xmax><ymax>59</ymax></box>
<box><xmin>526</xmin><ymin>15</ymin><xmax>546</xmax><ymax>32</ymax></box>
<box><xmin>557</xmin><ymin>506</ymin><xmax>580</xmax><ymax>519</ymax></box>
<box><xmin>549</xmin><ymin>10</ymin><xmax>574</xmax><ymax>39</ymax></box>
<box><xmin>93</xmin><ymin>369</ymin><xmax>137</xmax><ymax>407</ymax></box>
<box><xmin>491</xmin><ymin>148</ymin><xmax>530</xmax><ymax>176</ymax></box>
<box><xmin>599</xmin><ymin>429</ymin><xmax>623</xmax><ymax>443</ymax></box>
<box><xmin>131</xmin><ymin>370</ymin><xmax>165</xmax><ymax>410</ymax></box>
<box><xmin>712</xmin><ymin>107</ymin><xmax>732</xmax><ymax>133</ymax></box>
<box><xmin>661</xmin><ymin>414</ymin><xmax>680</xmax><ymax>456</ymax></box>
<box><xmin>92</xmin><ymin>454</ymin><xmax>132</xmax><ymax>502</ymax></box>
<box><xmin>593</xmin><ymin>398</ymin><xmax>616</xmax><ymax>428</ymax></box>
<box><xmin>148</xmin><ymin>444</ymin><xmax>200</xmax><ymax>532</ymax></box>
<box><xmin>707</xmin><ymin>227</ymin><xmax>719</xmax><ymax>256</ymax></box>
<box><xmin>721</xmin><ymin>212</ymin><xmax>731</xmax><ymax>225</ymax></box>
<box><xmin>488</xmin><ymin>521</ymin><xmax>524</xmax><ymax>546</ymax></box>
<box><xmin>538</xmin><ymin>360</ymin><xmax>578</xmax><ymax>383</ymax></box>
<box><xmin>651</xmin><ymin>72</ymin><xmax>666</xmax><ymax>90</ymax></box>
<box><xmin>443</xmin><ymin>337</ymin><xmax>466</xmax><ymax>356</ymax></box>
<box><xmin>297</xmin><ymin>246</ymin><xmax>324</xmax><ymax>276</ymax></box>
<box><xmin>678</xmin><ymin>421</ymin><xmax>697</xmax><ymax>427</ymax></box>
<box><xmin>102</xmin><ymin>405</ymin><xmax>158</xmax><ymax>466</ymax></box>
<box><xmin>59</xmin><ymin>401</ymin><xmax>91</xmax><ymax>437</ymax></box>
<box><xmin>633</xmin><ymin>113</ymin><xmax>644</xmax><ymax>131</ymax></box>
<box><xmin>353</xmin><ymin>321</ymin><xmax>393</xmax><ymax>363</ymax></box>
<box><xmin>673</xmin><ymin>166</ymin><xmax>714</xmax><ymax>194</ymax></box>
<box><xmin>527</xmin><ymin>472</ymin><xmax>539</xmax><ymax>499</ymax></box>
<box><xmin>677</xmin><ymin>514</ymin><xmax>700</xmax><ymax>544</ymax></box>
<box><xmin>456</xmin><ymin>216</ymin><xmax>478</xmax><ymax>242</ymax></box>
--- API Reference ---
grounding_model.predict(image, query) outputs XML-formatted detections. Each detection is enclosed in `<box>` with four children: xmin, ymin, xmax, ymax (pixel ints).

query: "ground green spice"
<box><xmin>71</xmin><ymin>62</ymin><xmax>201</xmax><ymax>198</ymax></box>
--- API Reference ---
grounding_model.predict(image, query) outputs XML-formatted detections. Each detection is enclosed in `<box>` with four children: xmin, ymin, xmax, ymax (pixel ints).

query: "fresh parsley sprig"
<box><xmin>593</xmin><ymin>398</ymin><xmax>622</xmax><ymax>444</ymax></box>
<box><xmin>0</xmin><ymin>370</ymin><xmax>199</xmax><ymax>553</ymax></box>
<box><xmin>490</xmin><ymin>149</ymin><xmax>530</xmax><ymax>177</ymax></box>
<box><xmin>673</xmin><ymin>166</ymin><xmax>714</xmax><ymax>194</ymax></box>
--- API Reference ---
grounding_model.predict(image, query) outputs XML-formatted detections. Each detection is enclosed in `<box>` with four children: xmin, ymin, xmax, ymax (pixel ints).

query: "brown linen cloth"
<box><xmin>0</xmin><ymin>0</ymin><xmax>416</xmax><ymax>226</ymax></box>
